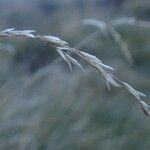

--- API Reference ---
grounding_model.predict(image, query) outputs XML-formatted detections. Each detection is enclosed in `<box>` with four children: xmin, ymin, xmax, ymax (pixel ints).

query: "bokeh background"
<box><xmin>0</xmin><ymin>0</ymin><xmax>150</xmax><ymax>149</ymax></box>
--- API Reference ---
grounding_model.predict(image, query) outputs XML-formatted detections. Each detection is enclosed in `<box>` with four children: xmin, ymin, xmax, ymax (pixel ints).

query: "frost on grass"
<box><xmin>0</xmin><ymin>27</ymin><xmax>149</xmax><ymax>117</ymax></box>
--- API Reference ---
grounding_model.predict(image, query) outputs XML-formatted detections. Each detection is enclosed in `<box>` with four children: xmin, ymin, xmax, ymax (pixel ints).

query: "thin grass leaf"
<box><xmin>139</xmin><ymin>101</ymin><xmax>150</xmax><ymax>117</ymax></box>
<box><xmin>56</xmin><ymin>49</ymin><xmax>67</xmax><ymax>62</ymax></box>
<box><xmin>56</xmin><ymin>48</ymin><xmax>72</xmax><ymax>71</ymax></box>
<box><xmin>77</xmin><ymin>51</ymin><xmax>102</xmax><ymax>63</ymax></box>
<box><xmin>83</xmin><ymin>19</ymin><xmax>108</xmax><ymax>36</ymax></box>
<box><xmin>104</xmin><ymin>72</ymin><xmax>121</xmax><ymax>87</ymax></box>
<box><xmin>67</xmin><ymin>60</ymin><xmax>73</xmax><ymax>72</ymax></box>
<box><xmin>99</xmin><ymin>62</ymin><xmax>114</xmax><ymax>71</ymax></box>
<box><xmin>106</xmin><ymin>81</ymin><xmax>111</xmax><ymax>91</ymax></box>
<box><xmin>57</xmin><ymin>47</ymin><xmax>83</xmax><ymax>71</ymax></box>
<box><xmin>108</xmin><ymin>27</ymin><xmax>133</xmax><ymax>64</ymax></box>
<box><xmin>122</xmin><ymin>82</ymin><xmax>146</xmax><ymax>100</ymax></box>
<box><xmin>65</xmin><ymin>54</ymin><xmax>84</xmax><ymax>71</ymax></box>
<box><xmin>122</xmin><ymin>82</ymin><xmax>149</xmax><ymax>116</ymax></box>
<box><xmin>83</xmin><ymin>19</ymin><xmax>106</xmax><ymax>29</ymax></box>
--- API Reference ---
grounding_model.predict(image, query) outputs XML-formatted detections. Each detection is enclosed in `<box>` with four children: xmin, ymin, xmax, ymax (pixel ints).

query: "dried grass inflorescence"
<box><xmin>0</xmin><ymin>21</ymin><xmax>149</xmax><ymax>117</ymax></box>
<box><xmin>83</xmin><ymin>17</ymin><xmax>150</xmax><ymax>65</ymax></box>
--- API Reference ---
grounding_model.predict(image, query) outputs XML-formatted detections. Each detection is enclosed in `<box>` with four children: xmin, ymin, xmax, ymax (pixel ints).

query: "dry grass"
<box><xmin>0</xmin><ymin>18</ymin><xmax>150</xmax><ymax>117</ymax></box>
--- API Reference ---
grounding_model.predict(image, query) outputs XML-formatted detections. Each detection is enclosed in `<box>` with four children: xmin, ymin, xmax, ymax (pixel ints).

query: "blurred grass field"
<box><xmin>0</xmin><ymin>0</ymin><xmax>150</xmax><ymax>150</ymax></box>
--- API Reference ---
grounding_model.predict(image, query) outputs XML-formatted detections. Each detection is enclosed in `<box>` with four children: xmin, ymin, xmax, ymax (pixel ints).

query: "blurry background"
<box><xmin>0</xmin><ymin>0</ymin><xmax>150</xmax><ymax>149</ymax></box>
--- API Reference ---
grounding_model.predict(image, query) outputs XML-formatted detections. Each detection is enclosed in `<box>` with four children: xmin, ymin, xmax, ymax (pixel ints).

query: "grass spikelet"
<box><xmin>122</xmin><ymin>82</ymin><xmax>149</xmax><ymax>116</ymax></box>
<box><xmin>0</xmin><ymin>28</ymin><xmax>36</xmax><ymax>38</ymax></box>
<box><xmin>122</xmin><ymin>82</ymin><xmax>146</xmax><ymax>100</ymax></box>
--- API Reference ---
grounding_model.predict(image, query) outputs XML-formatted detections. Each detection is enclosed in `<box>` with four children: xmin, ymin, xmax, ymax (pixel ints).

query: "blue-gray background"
<box><xmin>0</xmin><ymin>0</ymin><xmax>150</xmax><ymax>149</ymax></box>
